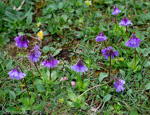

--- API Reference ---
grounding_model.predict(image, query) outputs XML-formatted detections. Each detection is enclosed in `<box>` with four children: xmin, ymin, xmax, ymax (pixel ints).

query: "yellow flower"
<box><xmin>115</xmin><ymin>58</ymin><xmax>118</xmax><ymax>62</ymax></box>
<box><xmin>119</xmin><ymin>57</ymin><xmax>124</xmax><ymax>61</ymax></box>
<box><xmin>37</xmin><ymin>22</ymin><xmax>41</xmax><ymax>27</ymax></box>
<box><xmin>59</xmin><ymin>98</ymin><xmax>64</xmax><ymax>103</ymax></box>
<box><xmin>85</xmin><ymin>0</ymin><xmax>92</xmax><ymax>6</ymax></box>
<box><xmin>19</xmin><ymin>84</ymin><xmax>25</xmax><ymax>87</ymax></box>
<box><xmin>37</xmin><ymin>30</ymin><xmax>43</xmax><ymax>40</ymax></box>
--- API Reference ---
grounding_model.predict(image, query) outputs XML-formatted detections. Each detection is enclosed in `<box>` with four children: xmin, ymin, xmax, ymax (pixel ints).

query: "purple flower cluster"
<box><xmin>119</xmin><ymin>16</ymin><xmax>133</xmax><ymax>26</ymax></box>
<box><xmin>114</xmin><ymin>79</ymin><xmax>125</xmax><ymax>92</ymax></box>
<box><xmin>112</xmin><ymin>5</ymin><xmax>121</xmax><ymax>15</ymax></box>
<box><xmin>95</xmin><ymin>31</ymin><xmax>107</xmax><ymax>42</ymax></box>
<box><xmin>11</xmin><ymin>3</ymin><xmax>139</xmax><ymax>94</ymax></box>
<box><xmin>42</xmin><ymin>54</ymin><xmax>59</xmax><ymax>68</ymax></box>
<box><xmin>101</xmin><ymin>46</ymin><xmax>118</xmax><ymax>60</ymax></box>
<box><xmin>125</xmin><ymin>33</ymin><xmax>142</xmax><ymax>48</ymax></box>
<box><xmin>14</xmin><ymin>35</ymin><xmax>29</xmax><ymax>48</ymax></box>
<box><xmin>8</xmin><ymin>66</ymin><xmax>26</xmax><ymax>80</ymax></box>
<box><xmin>28</xmin><ymin>45</ymin><xmax>41</xmax><ymax>62</ymax></box>
<box><xmin>71</xmin><ymin>59</ymin><xmax>88</xmax><ymax>72</ymax></box>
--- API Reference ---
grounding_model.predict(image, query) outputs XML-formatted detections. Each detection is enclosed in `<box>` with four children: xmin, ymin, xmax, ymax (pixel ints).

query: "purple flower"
<box><xmin>101</xmin><ymin>46</ymin><xmax>118</xmax><ymax>60</ymax></box>
<box><xmin>125</xmin><ymin>32</ymin><xmax>142</xmax><ymax>48</ymax></box>
<box><xmin>112</xmin><ymin>5</ymin><xmax>121</xmax><ymax>15</ymax></box>
<box><xmin>42</xmin><ymin>54</ymin><xmax>59</xmax><ymax>68</ymax></box>
<box><xmin>8</xmin><ymin>66</ymin><xmax>26</xmax><ymax>80</ymax></box>
<box><xmin>71</xmin><ymin>59</ymin><xmax>88</xmax><ymax>72</ymax></box>
<box><xmin>14</xmin><ymin>35</ymin><xmax>29</xmax><ymax>48</ymax></box>
<box><xmin>119</xmin><ymin>16</ymin><xmax>133</xmax><ymax>26</ymax></box>
<box><xmin>114</xmin><ymin>79</ymin><xmax>125</xmax><ymax>92</ymax></box>
<box><xmin>95</xmin><ymin>31</ymin><xmax>107</xmax><ymax>42</ymax></box>
<box><xmin>28</xmin><ymin>45</ymin><xmax>41</xmax><ymax>62</ymax></box>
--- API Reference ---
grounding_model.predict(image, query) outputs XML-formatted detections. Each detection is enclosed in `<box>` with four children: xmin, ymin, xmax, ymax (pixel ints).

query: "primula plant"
<box><xmin>0</xmin><ymin>0</ymin><xmax>149</xmax><ymax>114</ymax></box>
<box><xmin>119</xmin><ymin>16</ymin><xmax>133</xmax><ymax>38</ymax></box>
<box><xmin>42</xmin><ymin>54</ymin><xmax>59</xmax><ymax>80</ymax></box>
<box><xmin>102</xmin><ymin>46</ymin><xmax>118</xmax><ymax>80</ymax></box>
<box><xmin>71</xmin><ymin>59</ymin><xmax>89</xmax><ymax>89</ymax></box>
<box><xmin>126</xmin><ymin>32</ymin><xmax>142</xmax><ymax>65</ymax></box>
<box><xmin>112</xmin><ymin>5</ymin><xmax>121</xmax><ymax>28</ymax></box>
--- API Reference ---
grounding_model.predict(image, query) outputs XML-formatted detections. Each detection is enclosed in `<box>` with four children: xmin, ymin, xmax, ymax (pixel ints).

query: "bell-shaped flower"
<box><xmin>28</xmin><ymin>45</ymin><xmax>41</xmax><ymax>62</ymax></box>
<box><xmin>8</xmin><ymin>66</ymin><xmax>26</xmax><ymax>80</ymax></box>
<box><xmin>114</xmin><ymin>78</ymin><xmax>125</xmax><ymax>92</ymax></box>
<box><xmin>95</xmin><ymin>31</ymin><xmax>107</xmax><ymax>42</ymax></box>
<box><xmin>119</xmin><ymin>16</ymin><xmax>133</xmax><ymax>26</ymax></box>
<box><xmin>14</xmin><ymin>35</ymin><xmax>29</xmax><ymax>48</ymax></box>
<box><xmin>101</xmin><ymin>46</ymin><xmax>118</xmax><ymax>60</ymax></box>
<box><xmin>112</xmin><ymin>5</ymin><xmax>121</xmax><ymax>15</ymax></box>
<box><xmin>71</xmin><ymin>59</ymin><xmax>88</xmax><ymax>72</ymax></box>
<box><xmin>125</xmin><ymin>32</ymin><xmax>142</xmax><ymax>48</ymax></box>
<box><xmin>42</xmin><ymin>54</ymin><xmax>59</xmax><ymax>68</ymax></box>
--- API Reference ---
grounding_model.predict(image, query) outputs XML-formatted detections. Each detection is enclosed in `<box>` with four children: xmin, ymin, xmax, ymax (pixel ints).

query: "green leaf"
<box><xmin>82</xmin><ymin>78</ymin><xmax>90</xmax><ymax>89</ymax></box>
<box><xmin>67</xmin><ymin>88</ymin><xmax>77</xmax><ymax>102</ymax></box>
<box><xmin>143</xmin><ymin>48</ymin><xmax>150</xmax><ymax>57</ymax></box>
<box><xmin>130</xmin><ymin>110</ymin><xmax>138</xmax><ymax>115</ymax></box>
<box><xmin>53</xmin><ymin>49</ymin><xmax>62</xmax><ymax>56</ymax></box>
<box><xmin>102</xmin><ymin>94</ymin><xmax>112</xmax><ymax>102</ymax></box>
<box><xmin>22</xmin><ymin>97</ymin><xmax>29</xmax><ymax>106</ymax></box>
<box><xmin>51</xmin><ymin>70</ymin><xmax>58</xmax><ymax>81</ymax></box>
<box><xmin>5</xmin><ymin>59</ymin><xmax>13</xmax><ymax>70</ymax></box>
<box><xmin>127</xmin><ymin>57</ymin><xmax>139</xmax><ymax>70</ymax></box>
<box><xmin>26</xmin><ymin>12</ymin><xmax>33</xmax><ymax>25</ymax></box>
<box><xmin>144</xmin><ymin>61</ymin><xmax>150</xmax><ymax>67</ymax></box>
<box><xmin>9</xmin><ymin>91</ymin><xmax>16</xmax><ymax>100</ymax></box>
<box><xmin>99</xmin><ymin>72</ymin><xmax>108</xmax><ymax>82</ymax></box>
<box><xmin>5</xmin><ymin>11</ymin><xmax>18</xmax><ymax>21</ymax></box>
<box><xmin>6</xmin><ymin>106</ymin><xmax>18</xmax><ymax>112</ymax></box>
<box><xmin>67</xmin><ymin>101</ymin><xmax>74</xmax><ymax>107</ymax></box>
<box><xmin>145</xmin><ymin>83</ymin><xmax>150</xmax><ymax>90</ymax></box>
<box><xmin>120</xmin><ymin>69</ymin><xmax>125</xmax><ymax>76</ymax></box>
<box><xmin>127</xmin><ymin>89</ymin><xmax>132</xmax><ymax>96</ymax></box>
<box><xmin>58</xmin><ymin>2</ymin><xmax>64</xmax><ymax>9</ymax></box>
<box><xmin>42</xmin><ymin>46</ymin><xmax>50</xmax><ymax>53</ymax></box>
<box><xmin>36</xmin><ymin>84</ymin><xmax>45</xmax><ymax>92</ymax></box>
<box><xmin>61</xmin><ymin>14</ymin><xmax>68</xmax><ymax>22</ymax></box>
<box><xmin>18</xmin><ymin>32</ymin><xmax>25</xmax><ymax>35</ymax></box>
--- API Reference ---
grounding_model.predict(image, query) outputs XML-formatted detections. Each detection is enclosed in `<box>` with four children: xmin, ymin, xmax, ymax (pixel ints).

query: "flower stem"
<box><xmin>115</xmin><ymin>15</ymin><xmax>117</xmax><ymax>30</ymax></box>
<box><xmin>109</xmin><ymin>56</ymin><xmax>111</xmax><ymax>80</ymax></box>
<box><xmin>24</xmin><ymin>78</ymin><xmax>30</xmax><ymax>103</ymax></box>
<box><xmin>30</xmin><ymin>62</ymin><xmax>36</xmax><ymax>93</ymax></box>
<box><xmin>82</xmin><ymin>72</ymin><xmax>84</xmax><ymax>85</ymax></box>
<box><xmin>126</xmin><ymin>26</ymin><xmax>128</xmax><ymax>39</ymax></box>
<box><xmin>18</xmin><ymin>65</ymin><xmax>30</xmax><ymax>102</ymax></box>
<box><xmin>50</xmin><ymin>68</ymin><xmax>51</xmax><ymax>80</ymax></box>
<box><xmin>135</xmin><ymin>48</ymin><xmax>136</xmax><ymax>65</ymax></box>
<box><xmin>34</xmin><ymin>62</ymin><xmax>42</xmax><ymax>77</ymax></box>
<box><xmin>104</xmin><ymin>41</ymin><xmax>107</xmax><ymax>48</ymax></box>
